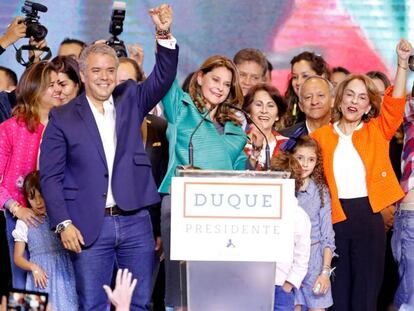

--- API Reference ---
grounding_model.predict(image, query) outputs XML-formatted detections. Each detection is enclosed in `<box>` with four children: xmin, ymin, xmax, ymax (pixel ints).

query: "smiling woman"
<box><xmin>50</xmin><ymin>56</ymin><xmax>83</xmax><ymax>105</ymax></box>
<box><xmin>311</xmin><ymin>39</ymin><xmax>412</xmax><ymax>310</ymax></box>
<box><xmin>159</xmin><ymin>54</ymin><xmax>247</xmax><ymax>309</ymax></box>
<box><xmin>0</xmin><ymin>61</ymin><xmax>61</xmax><ymax>289</ymax></box>
<box><xmin>242</xmin><ymin>83</ymin><xmax>288</xmax><ymax>170</ymax></box>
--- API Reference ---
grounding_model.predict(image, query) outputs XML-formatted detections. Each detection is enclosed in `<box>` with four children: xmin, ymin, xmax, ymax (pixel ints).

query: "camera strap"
<box><xmin>14</xmin><ymin>44</ymin><xmax>52</xmax><ymax>67</ymax></box>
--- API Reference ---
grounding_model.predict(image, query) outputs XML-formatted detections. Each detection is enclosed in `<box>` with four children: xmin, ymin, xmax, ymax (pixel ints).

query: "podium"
<box><xmin>170</xmin><ymin>169</ymin><xmax>296</xmax><ymax>311</ymax></box>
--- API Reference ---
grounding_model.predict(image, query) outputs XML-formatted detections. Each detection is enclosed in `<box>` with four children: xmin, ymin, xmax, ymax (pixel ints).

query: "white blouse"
<box><xmin>333</xmin><ymin>122</ymin><xmax>368</xmax><ymax>199</ymax></box>
<box><xmin>12</xmin><ymin>219</ymin><xmax>29</xmax><ymax>243</ymax></box>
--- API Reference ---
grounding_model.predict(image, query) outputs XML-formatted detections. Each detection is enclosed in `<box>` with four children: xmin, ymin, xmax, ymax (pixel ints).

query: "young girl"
<box><xmin>270</xmin><ymin>152</ymin><xmax>311</xmax><ymax>311</ymax></box>
<box><xmin>290</xmin><ymin>136</ymin><xmax>336</xmax><ymax>311</ymax></box>
<box><xmin>12</xmin><ymin>171</ymin><xmax>78</xmax><ymax>311</ymax></box>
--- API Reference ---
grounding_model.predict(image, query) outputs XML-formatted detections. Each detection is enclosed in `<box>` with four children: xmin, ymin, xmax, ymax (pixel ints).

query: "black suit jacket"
<box><xmin>144</xmin><ymin>114</ymin><xmax>169</xmax><ymax>237</ymax></box>
<box><xmin>0</xmin><ymin>91</ymin><xmax>16</xmax><ymax>124</ymax></box>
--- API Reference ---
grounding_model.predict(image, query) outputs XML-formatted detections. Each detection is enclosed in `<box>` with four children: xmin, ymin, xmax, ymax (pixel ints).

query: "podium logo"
<box><xmin>183</xmin><ymin>181</ymin><xmax>283</xmax><ymax>219</ymax></box>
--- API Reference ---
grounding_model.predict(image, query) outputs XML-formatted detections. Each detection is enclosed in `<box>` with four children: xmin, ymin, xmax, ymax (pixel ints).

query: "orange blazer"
<box><xmin>312</xmin><ymin>87</ymin><xmax>405</xmax><ymax>224</ymax></box>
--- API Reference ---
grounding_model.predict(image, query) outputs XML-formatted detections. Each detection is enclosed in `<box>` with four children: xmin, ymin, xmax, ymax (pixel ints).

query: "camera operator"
<box><xmin>0</xmin><ymin>17</ymin><xmax>26</xmax><ymax>55</ymax></box>
<box><xmin>58</xmin><ymin>38</ymin><xmax>86</xmax><ymax>61</ymax></box>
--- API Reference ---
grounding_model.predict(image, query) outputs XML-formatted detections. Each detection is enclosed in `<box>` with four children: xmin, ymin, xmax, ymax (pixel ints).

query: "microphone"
<box><xmin>227</xmin><ymin>104</ymin><xmax>271</xmax><ymax>170</ymax></box>
<box><xmin>187</xmin><ymin>107</ymin><xmax>213</xmax><ymax>168</ymax></box>
<box><xmin>32</xmin><ymin>2</ymin><xmax>48</xmax><ymax>12</ymax></box>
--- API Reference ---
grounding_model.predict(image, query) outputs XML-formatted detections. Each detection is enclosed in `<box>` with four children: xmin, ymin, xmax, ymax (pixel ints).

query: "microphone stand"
<box><xmin>179</xmin><ymin>107</ymin><xmax>213</xmax><ymax>170</ymax></box>
<box><xmin>228</xmin><ymin>104</ymin><xmax>271</xmax><ymax>170</ymax></box>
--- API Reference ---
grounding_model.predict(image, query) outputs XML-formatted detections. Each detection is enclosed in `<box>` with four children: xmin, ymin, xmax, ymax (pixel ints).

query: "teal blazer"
<box><xmin>159</xmin><ymin>79</ymin><xmax>247</xmax><ymax>193</ymax></box>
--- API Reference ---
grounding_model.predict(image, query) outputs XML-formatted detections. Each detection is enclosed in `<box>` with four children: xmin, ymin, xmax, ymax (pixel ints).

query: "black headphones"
<box><xmin>15</xmin><ymin>44</ymin><xmax>52</xmax><ymax>67</ymax></box>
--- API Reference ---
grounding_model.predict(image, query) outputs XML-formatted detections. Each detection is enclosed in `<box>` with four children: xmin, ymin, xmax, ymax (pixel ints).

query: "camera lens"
<box><xmin>26</xmin><ymin>23</ymin><xmax>48</xmax><ymax>41</ymax></box>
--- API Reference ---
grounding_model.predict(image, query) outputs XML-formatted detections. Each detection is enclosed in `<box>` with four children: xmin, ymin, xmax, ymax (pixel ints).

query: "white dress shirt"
<box><xmin>87</xmin><ymin>96</ymin><xmax>117</xmax><ymax>208</ymax></box>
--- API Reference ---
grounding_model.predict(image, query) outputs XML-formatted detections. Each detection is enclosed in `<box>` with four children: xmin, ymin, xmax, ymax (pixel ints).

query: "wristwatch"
<box><xmin>55</xmin><ymin>220</ymin><xmax>72</xmax><ymax>234</ymax></box>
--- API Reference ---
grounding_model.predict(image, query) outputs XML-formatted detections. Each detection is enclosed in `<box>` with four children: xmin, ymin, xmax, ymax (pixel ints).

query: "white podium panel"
<box><xmin>171</xmin><ymin>175</ymin><xmax>296</xmax><ymax>262</ymax></box>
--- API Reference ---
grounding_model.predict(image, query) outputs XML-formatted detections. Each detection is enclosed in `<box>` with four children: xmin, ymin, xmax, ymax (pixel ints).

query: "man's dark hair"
<box><xmin>0</xmin><ymin>66</ymin><xmax>18</xmax><ymax>87</ymax></box>
<box><xmin>60</xmin><ymin>38</ymin><xmax>87</xmax><ymax>49</ymax></box>
<box><xmin>332</xmin><ymin>66</ymin><xmax>351</xmax><ymax>75</ymax></box>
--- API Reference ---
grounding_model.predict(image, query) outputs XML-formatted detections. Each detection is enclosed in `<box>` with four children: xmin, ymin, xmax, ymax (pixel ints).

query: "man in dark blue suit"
<box><xmin>40</xmin><ymin>4</ymin><xmax>178</xmax><ymax>310</ymax></box>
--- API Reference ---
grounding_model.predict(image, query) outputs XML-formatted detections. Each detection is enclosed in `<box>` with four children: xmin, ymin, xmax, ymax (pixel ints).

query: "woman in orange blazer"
<box><xmin>311</xmin><ymin>39</ymin><xmax>411</xmax><ymax>311</ymax></box>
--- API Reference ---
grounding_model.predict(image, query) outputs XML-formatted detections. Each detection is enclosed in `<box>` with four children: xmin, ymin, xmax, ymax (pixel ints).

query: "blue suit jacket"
<box><xmin>40</xmin><ymin>44</ymin><xmax>178</xmax><ymax>246</ymax></box>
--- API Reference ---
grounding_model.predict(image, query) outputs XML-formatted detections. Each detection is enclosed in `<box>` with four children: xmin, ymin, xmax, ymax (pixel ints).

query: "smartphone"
<box><xmin>7</xmin><ymin>288</ymin><xmax>48</xmax><ymax>311</ymax></box>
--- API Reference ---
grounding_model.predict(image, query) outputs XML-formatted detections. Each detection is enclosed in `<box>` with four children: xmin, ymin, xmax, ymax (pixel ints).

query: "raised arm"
<box><xmin>137</xmin><ymin>4</ymin><xmax>178</xmax><ymax>116</ymax></box>
<box><xmin>377</xmin><ymin>39</ymin><xmax>412</xmax><ymax>139</ymax></box>
<box><xmin>0</xmin><ymin>17</ymin><xmax>26</xmax><ymax>53</ymax></box>
<box><xmin>392</xmin><ymin>39</ymin><xmax>412</xmax><ymax>98</ymax></box>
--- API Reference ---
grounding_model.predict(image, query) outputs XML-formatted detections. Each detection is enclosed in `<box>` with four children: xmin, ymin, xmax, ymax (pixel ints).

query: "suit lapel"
<box><xmin>76</xmin><ymin>95</ymin><xmax>108</xmax><ymax>169</ymax></box>
<box><xmin>113</xmin><ymin>84</ymin><xmax>125</xmax><ymax>141</ymax></box>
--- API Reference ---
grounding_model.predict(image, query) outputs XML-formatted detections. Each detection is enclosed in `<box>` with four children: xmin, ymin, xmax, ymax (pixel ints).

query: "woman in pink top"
<box><xmin>0</xmin><ymin>61</ymin><xmax>63</xmax><ymax>288</ymax></box>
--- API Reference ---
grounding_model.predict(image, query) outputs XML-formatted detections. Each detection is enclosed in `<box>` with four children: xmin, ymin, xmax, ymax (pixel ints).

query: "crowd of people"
<box><xmin>0</xmin><ymin>3</ymin><xmax>413</xmax><ymax>311</ymax></box>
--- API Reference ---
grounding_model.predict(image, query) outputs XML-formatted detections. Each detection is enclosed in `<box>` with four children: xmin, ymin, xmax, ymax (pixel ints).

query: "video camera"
<box><xmin>106</xmin><ymin>1</ymin><xmax>127</xmax><ymax>58</ymax></box>
<box><xmin>21</xmin><ymin>0</ymin><xmax>48</xmax><ymax>41</ymax></box>
<box><xmin>15</xmin><ymin>0</ymin><xmax>51</xmax><ymax>66</ymax></box>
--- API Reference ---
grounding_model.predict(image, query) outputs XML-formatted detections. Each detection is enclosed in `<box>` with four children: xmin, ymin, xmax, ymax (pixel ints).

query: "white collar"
<box><xmin>333</xmin><ymin>121</ymin><xmax>363</xmax><ymax>138</ymax></box>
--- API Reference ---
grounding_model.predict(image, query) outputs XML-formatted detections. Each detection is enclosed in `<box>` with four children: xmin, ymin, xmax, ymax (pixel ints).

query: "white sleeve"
<box><xmin>285</xmin><ymin>206</ymin><xmax>311</xmax><ymax>289</ymax></box>
<box><xmin>12</xmin><ymin>219</ymin><xmax>28</xmax><ymax>243</ymax></box>
<box><xmin>156</xmin><ymin>36</ymin><xmax>177</xmax><ymax>49</ymax></box>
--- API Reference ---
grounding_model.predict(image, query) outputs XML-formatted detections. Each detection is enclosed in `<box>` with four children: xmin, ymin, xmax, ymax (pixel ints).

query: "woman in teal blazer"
<box><xmin>160</xmin><ymin>55</ymin><xmax>247</xmax><ymax>309</ymax></box>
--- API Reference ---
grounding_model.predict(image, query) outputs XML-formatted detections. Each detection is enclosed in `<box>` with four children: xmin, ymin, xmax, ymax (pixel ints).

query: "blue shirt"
<box><xmin>297</xmin><ymin>179</ymin><xmax>336</xmax><ymax>253</ymax></box>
